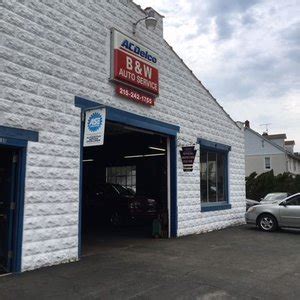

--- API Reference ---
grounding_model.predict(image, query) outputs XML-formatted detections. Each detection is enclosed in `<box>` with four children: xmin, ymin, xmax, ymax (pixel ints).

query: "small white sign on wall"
<box><xmin>83</xmin><ymin>108</ymin><xmax>106</xmax><ymax>147</ymax></box>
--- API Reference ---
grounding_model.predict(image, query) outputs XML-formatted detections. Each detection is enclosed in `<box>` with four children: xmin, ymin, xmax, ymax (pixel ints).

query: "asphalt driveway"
<box><xmin>0</xmin><ymin>225</ymin><xmax>299</xmax><ymax>299</ymax></box>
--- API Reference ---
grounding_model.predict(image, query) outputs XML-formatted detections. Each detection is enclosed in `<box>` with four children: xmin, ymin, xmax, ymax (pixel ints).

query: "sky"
<box><xmin>135</xmin><ymin>0</ymin><xmax>300</xmax><ymax>151</ymax></box>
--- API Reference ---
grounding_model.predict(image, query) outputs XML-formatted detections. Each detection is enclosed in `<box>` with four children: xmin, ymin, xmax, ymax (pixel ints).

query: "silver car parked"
<box><xmin>245</xmin><ymin>193</ymin><xmax>300</xmax><ymax>231</ymax></box>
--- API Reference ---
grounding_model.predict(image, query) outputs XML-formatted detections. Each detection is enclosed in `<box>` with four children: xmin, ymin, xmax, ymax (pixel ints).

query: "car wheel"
<box><xmin>110</xmin><ymin>212</ymin><xmax>123</xmax><ymax>226</ymax></box>
<box><xmin>258</xmin><ymin>214</ymin><xmax>278</xmax><ymax>232</ymax></box>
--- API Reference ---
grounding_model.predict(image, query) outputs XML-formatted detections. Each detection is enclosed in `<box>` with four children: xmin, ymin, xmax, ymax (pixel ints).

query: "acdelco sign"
<box><xmin>120</xmin><ymin>40</ymin><xmax>157</xmax><ymax>64</ymax></box>
<box><xmin>111</xmin><ymin>29</ymin><xmax>159</xmax><ymax>96</ymax></box>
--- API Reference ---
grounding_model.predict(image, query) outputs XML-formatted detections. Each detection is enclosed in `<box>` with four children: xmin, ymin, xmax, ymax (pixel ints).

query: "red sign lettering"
<box><xmin>116</xmin><ymin>85</ymin><xmax>155</xmax><ymax>106</ymax></box>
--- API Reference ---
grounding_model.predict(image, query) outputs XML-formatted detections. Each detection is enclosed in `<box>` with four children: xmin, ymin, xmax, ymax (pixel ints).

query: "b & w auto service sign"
<box><xmin>83</xmin><ymin>108</ymin><xmax>106</xmax><ymax>147</ymax></box>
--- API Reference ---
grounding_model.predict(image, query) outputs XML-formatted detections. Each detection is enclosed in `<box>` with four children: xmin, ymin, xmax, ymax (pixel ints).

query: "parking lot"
<box><xmin>0</xmin><ymin>225</ymin><xmax>299</xmax><ymax>299</ymax></box>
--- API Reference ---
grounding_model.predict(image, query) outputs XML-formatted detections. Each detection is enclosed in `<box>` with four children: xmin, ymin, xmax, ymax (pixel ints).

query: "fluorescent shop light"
<box><xmin>144</xmin><ymin>153</ymin><xmax>165</xmax><ymax>157</ymax></box>
<box><xmin>148</xmin><ymin>146</ymin><xmax>166</xmax><ymax>152</ymax></box>
<box><xmin>124</xmin><ymin>153</ymin><xmax>166</xmax><ymax>159</ymax></box>
<box><xmin>83</xmin><ymin>159</ymin><xmax>94</xmax><ymax>162</ymax></box>
<box><xmin>124</xmin><ymin>155</ymin><xmax>144</xmax><ymax>159</ymax></box>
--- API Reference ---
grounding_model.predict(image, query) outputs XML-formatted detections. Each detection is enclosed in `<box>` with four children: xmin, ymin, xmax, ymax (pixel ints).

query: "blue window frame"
<box><xmin>198</xmin><ymin>138</ymin><xmax>231</xmax><ymax>212</ymax></box>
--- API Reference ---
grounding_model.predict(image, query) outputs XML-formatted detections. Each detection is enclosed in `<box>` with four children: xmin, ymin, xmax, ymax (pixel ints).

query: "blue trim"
<box><xmin>224</xmin><ymin>152</ymin><xmax>229</xmax><ymax>207</ymax></box>
<box><xmin>78</xmin><ymin>116</ymin><xmax>84</xmax><ymax>258</ymax></box>
<box><xmin>75</xmin><ymin>97</ymin><xmax>180</xmax><ymax>136</ymax></box>
<box><xmin>197</xmin><ymin>138</ymin><xmax>231</xmax><ymax>152</ymax></box>
<box><xmin>6</xmin><ymin>149</ymin><xmax>17</xmax><ymax>272</ymax></box>
<box><xmin>0</xmin><ymin>137</ymin><xmax>27</xmax><ymax>147</ymax></box>
<box><xmin>107</xmin><ymin>107</ymin><xmax>179</xmax><ymax>136</ymax></box>
<box><xmin>0</xmin><ymin>126</ymin><xmax>32</xmax><ymax>272</ymax></box>
<box><xmin>75</xmin><ymin>96</ymin><xmax>179</xmax><ymax>244</ymax></box>
<box><xmin>14</xmin><ymin>147</ymin><xmax>27</xmax><ymax>272</ymax></box>
<box><xmin>0</xmin><ymin>125</ymin><xmax>39</xmax><ymax>142</ymax></box>
<box><xmin>170</xmin><ymin>136</ymin><xmax>177</xmax><ymax>237</ymax></box>
<box><xmin>201</xmin><ymin>204</ymin><xmax>232</xmax><ymax>212</ymax></box>
<box><xmin>75</xmin><ymin>97</ymin><xmax>105</xmax><ymax>109</ymax></box>
<box><xmin>0</xmin><ymin>141</ymin><xmax>27</xmax><ymax>273</ymax></box>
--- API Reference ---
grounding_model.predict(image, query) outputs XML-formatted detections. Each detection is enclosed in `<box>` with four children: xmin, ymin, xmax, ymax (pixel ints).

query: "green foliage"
<box><xmin>246</xmin><ymin>171</ymin><xmax>300</xmax><ymax>200</ymax></box>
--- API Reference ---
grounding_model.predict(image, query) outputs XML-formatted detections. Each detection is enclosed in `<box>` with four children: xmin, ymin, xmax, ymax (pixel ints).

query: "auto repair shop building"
<box><xmin>0</xmin><ymin>0</ymin><xmax>245</xmax><ymax>273</ymax></box>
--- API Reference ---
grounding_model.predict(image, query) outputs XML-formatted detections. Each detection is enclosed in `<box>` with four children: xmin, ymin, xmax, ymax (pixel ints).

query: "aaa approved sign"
<box><xmin>83</xmin><ymin>108</ymin><xmax>106</xmax><ymax>147</ymax></box>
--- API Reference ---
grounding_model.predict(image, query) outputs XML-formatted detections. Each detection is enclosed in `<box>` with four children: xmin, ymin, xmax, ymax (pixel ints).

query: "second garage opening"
<box><xmin>82</xmin><ymin>121</ymin><xmax>169</xmax><ymax>255</ymax></box>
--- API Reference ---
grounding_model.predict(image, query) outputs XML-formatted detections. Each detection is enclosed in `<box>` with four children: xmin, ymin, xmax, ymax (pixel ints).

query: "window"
<box><xmin>200</xmin><ymin>150</ymin><xmax>227</xmax><ymax>204</ymax></box>
<box><xmin>287</xmin><ymin>195</ymin><xmax>300</xmax><ymax>206</ymax></box>
<box><xmin>265</xmin><ymin>157</ymin><xmax>271</xmax><ymax>169</ymax></box>
<box><xmin>198</xmin><ymin>139</ymin><xmax>231</xmax><ymax>212</ymax></box>
<box><xmin>106</xmin><ymin>166</ymin><xmax>136</xmax><ymax>192</ymax></box>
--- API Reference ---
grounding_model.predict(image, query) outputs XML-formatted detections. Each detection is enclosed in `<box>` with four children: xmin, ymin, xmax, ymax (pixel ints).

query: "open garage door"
<box><xmin>81</xmin><ymin>121</ymin><xmax>170</xmax><ymax>256</ymax></box>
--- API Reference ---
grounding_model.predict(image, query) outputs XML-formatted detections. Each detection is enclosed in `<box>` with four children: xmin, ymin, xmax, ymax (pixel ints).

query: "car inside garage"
<box><xmin>81</xmin><ymin>121</ymin><xmax>169</xmax><ymax>255</ymax></box>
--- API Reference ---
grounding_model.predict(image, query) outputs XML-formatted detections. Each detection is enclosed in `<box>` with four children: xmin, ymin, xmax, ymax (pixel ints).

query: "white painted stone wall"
<box><xmin>1</xmin><ymin>0</ymin><xmax>245</xmax><ymax>271</ymax></box>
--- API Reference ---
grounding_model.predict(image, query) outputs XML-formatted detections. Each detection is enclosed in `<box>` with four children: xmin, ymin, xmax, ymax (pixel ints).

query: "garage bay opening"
<box><xmin>82</xmin><ymin>121</ymin><xmax>169</xmax><ymax>256</ymax></box>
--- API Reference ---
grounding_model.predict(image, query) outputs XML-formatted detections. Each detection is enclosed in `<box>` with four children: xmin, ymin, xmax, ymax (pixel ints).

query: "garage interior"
<box><xmin>82</xmin><ymin>121</ymin><xmax>169</xmax><ymax>256</ymax></box>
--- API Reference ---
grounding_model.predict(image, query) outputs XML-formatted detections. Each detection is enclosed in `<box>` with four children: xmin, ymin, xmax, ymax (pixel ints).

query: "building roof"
<box><xmin>285</xmin><ymin>140</ymin><xmax>295</xmax><ymax>145</ymax></box>
<box><xmin>144</xmin><ymin>7</ymin><xmax>165</xmax><ymax>18</ymax></box>
<box><xmin>245</xmin><ymin>127</ymin><xmax>300</xmax><ymax>161</ymax></box>
<box><xmin>264</xmin><ymin>133</ymin><xmax>287</xmax><ymax>139</ymax></box>
<box><xmin>163</xmin><ymin>39</ymin><xmax>241</xmax><ymax>131</ymax></box>
<box><xmin>130</xmin><ymin>1</ymin><xmax>241</xmax><ymax>131</ymax></box>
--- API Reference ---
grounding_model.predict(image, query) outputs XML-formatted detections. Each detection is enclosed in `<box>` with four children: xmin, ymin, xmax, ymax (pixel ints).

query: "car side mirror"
<box><xmin>280</xmin><ymin>200</ymin><xmax>287</xmax><ymax>206</ymax></box>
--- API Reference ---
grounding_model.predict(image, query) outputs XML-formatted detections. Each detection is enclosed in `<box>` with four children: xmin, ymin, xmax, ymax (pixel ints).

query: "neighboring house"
<box><xmin>241</xmin><ymin>121</ymin><xmax>300</xmax><ymax>176</ymax></box>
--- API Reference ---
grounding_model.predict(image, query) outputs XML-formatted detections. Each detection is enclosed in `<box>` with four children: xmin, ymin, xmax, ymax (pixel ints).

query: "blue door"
<box><xmin>0</xmin><ymin>147</ymin><xmax>18</xmax><ymax>273</ymax></box>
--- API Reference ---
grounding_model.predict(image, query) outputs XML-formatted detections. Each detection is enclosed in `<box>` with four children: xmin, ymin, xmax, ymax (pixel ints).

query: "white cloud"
<box><xmin>136</xmin><ymin>0</ymin><xmax>300</xmax><ymax>151</ymax></box>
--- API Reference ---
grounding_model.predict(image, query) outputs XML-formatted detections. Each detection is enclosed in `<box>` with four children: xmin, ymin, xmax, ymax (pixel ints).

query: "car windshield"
<box><xmin>112</xmin><ymin>184</ymin><xmax>135</xmax><ymax>196</ymax></box>
<box><xmin>262</xmin><ymin>193</ymin><xmax>287</xmax><ymax>203</ymax></box>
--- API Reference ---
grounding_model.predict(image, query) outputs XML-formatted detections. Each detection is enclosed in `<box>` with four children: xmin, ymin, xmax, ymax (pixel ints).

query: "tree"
<box><xmin>245</xmin><ymin>171</ymin><xmax>300</xmax><ymax>200</ymax></box>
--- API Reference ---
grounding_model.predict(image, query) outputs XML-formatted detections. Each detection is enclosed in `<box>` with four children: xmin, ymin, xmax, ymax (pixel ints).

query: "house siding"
<box><xmin>245</xmin><ymin>154</ymin><xmax>287</xmax><ymax>176</ymax></box>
